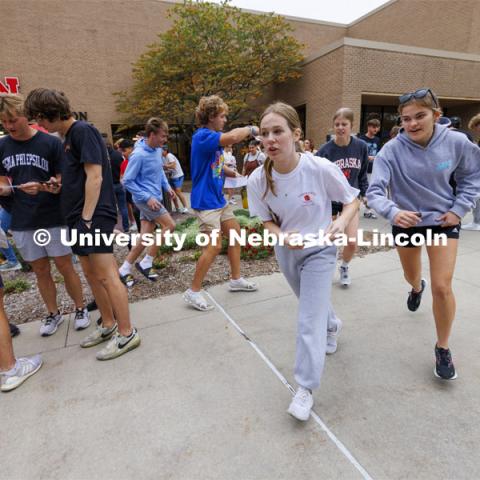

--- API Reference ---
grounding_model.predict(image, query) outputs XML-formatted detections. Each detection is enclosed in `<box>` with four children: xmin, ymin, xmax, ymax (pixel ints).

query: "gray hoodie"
<box><xmin>366</xmin><ymin>124</ymin><xmax>480</xmax><ymax>226</ymax></box>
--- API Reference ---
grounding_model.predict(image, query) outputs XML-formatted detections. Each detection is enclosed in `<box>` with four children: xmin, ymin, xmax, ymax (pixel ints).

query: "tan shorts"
<box><xmin>194</xmin><ymin>204</ymin><xmax>236</xmax><ymax>232</ymax></box>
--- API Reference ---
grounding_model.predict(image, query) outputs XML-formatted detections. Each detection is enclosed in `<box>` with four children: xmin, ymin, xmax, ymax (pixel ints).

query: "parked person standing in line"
<box><xmin>118</xmin><ymin>139</ymin><xmax>141</xmax><ymax>233</ymax></box>
<box><xmin>120</xmin><ymin>118</ymin><xmax>176</xmax><ymax>284</ymax></box>
<box><xmin>0</xmin><ymin>206</ymin><xmax>21</xmax><ymax>272</ymax></box>
<box><xmin>242</xmin><ymin>140</ymin><xmax>266</xmax><ymax>177</ymax></box>
<box><xmin>107</xmin><ymin>141</ymin><xmax>130</xmax><ymax>233</ymax></box>
<box><xmin>462</xmin><ymin>114</ymin><xmax>480</xmax><ymax>231</ymax></box>
<box><xmin>162</xmin><ymin>146</ymin><xmax>188</xmax><ymax>213</ymax></box>
<box><xmin>359</xmin><ymin>118</ymin><xmax>381</xmax><ymax>219</ymax></box>
<box><xmin>223</xmin><ymin>145</ymin><xmax>239</xmax><ymax>205</ymax></box>
<box><xmin>248</xmin><ymin>102</ymin><xmax>360</xmax><ymax>421</ymax></box>
<box><xmin>304</xmin><ymin>138</ymin><xmax>317</xmax><ymax>155</ymax></box>
<box><xmin>0</xmin><ymin>93</ymin><xmax>89</xmax><ymax>336</ymax></box>
<box><xmin>25</xmin><ymin>88</ymin><xmax>140</xmax><ymax>360</ymax></box>
<box><xmin>183</xmin><ymin>95</ymin><xmax>258</xmax><ymax>311</ymax></box>
<box><xmin>367</xmin><ymin>88</ymin><xmax>480</xmax><ymax>380</ymax></box>
<box><xmin>0</xmin><ymin>273</ymin><xmax>42</xmax><ymax>392</ymax></box>
<box><xmin>316</xmin><ymin>108</ymin><xmax>368</xmax><ymax>287</ymax></box>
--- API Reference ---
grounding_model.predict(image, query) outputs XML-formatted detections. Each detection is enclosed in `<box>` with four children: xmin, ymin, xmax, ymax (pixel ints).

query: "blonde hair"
<box><xmin>0</xmin><ymin>93</ymin><xmax>25</xmax><ymax>118</ymax></box>
<box><xmin>195</xmin><ymin>95</ymin><xmax>228</xmax><ymax>126</ymax></box>
<box><xmin>468</xmin><ymin>113</ymin><xmax>480</xmax><ymax>130</ymax></box>
<box><xmin>259</xmin><ymin>102</ymin><xmax>302</xmax><ymax>198</ymax></box>
<box><xmin>333</xmin><ymin>107</ymin><xmax>354</xmax><ymax>125</ymax></box>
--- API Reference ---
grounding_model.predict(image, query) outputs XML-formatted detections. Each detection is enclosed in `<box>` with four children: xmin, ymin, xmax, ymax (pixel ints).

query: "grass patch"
<box><xmin>4</xmin><ymin>278</ymin><xmax>31</xmax><ymax>294</ymax></box>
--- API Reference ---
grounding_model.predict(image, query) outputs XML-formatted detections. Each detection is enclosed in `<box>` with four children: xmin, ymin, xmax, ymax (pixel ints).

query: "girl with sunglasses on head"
<box><xmin>367</xmin><ymin>88</ymin><xmax>480</xmax><ymax>380</ymax></box>
<box><xmin>247</xmin><ymin>102</ymin><xmax>359</xmax><ymax>421</ymax></box>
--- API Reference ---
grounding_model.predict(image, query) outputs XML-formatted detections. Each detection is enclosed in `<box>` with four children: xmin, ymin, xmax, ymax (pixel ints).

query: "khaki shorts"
<box><xmin>193</xmin><ymin>204</ymin><xmax>236</xmax><ymax>232</ymax></box>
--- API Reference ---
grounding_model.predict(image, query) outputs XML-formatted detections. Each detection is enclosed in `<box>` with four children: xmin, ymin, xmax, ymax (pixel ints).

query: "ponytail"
<box><xmin>262</xmin><ymin>157</ymin><xmax>276</xmax><ymax>199</ymax></box>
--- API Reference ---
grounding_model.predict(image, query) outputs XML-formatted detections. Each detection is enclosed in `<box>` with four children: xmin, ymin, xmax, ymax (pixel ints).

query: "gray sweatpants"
<box><xmin>275</xmin><ymin>245</ymin><xmax>340</xmax><ymax>391</ymax></box>
<box><xmin>473</xmin><ymin>198</ymin><xmax>480</xmax><ymax>224</ymax></box>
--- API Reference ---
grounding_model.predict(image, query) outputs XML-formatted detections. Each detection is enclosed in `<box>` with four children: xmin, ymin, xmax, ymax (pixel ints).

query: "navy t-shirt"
<box><xmin>190</xmin><ymin>128</ymin><xmax>226</xmax><ymax>210</ymax></box>
<box><xmin>359</xmin><ymin>134</ymin><xmax>381</xmax><ymax>173</ymax></box>
<box><xmin>108</xmin><ymin>146</ymin><xmax>123</xmax><ymax>184</ymax></box>
<box><xmin>316</xmin><ymin>136</ymin><xmax>369</xmax><ymax>197</ymax></box>
<box><xmin>0</xmin><ymin>131</ymin><xmax>64</xmax><ymax>230</ymax></box>
<box><xmin>62</xmin><ymin>121</ymin><xmax>116</xmax><ymax>224</ymax></box>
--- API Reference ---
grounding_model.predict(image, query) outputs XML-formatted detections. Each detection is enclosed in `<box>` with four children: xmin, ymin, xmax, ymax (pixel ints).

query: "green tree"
<box><xmin>115</xmin><ymin>0</ymin><xmax>304</xmax><ymax>134</ymax></box>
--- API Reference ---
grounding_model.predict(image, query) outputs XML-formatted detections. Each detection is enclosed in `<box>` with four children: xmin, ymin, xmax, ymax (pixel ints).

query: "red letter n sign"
<box><xmin>0</xmin><ymin>77</ymin><xmax>20</xmax><ymax>94</ymax></box>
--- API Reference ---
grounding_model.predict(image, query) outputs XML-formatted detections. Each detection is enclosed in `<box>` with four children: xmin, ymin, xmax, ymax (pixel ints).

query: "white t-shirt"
<box><xmin>244</xmin><ymin>151</ymin><xmax>266</xmax><ymax>166</ymax></box>
<box><xmin>247</xmin><ymin>154</ymin><xmax>359</xmax><ymax>236</ymax></box>
<box><xmin>163</xmin><ymin>152</ymin><xmax>183</xmax><ymax>179</ymax></box>
<box><xmin>224</xmin><ymin>152</ymin><xmax>237</xmax><ymax>170</ymax></box>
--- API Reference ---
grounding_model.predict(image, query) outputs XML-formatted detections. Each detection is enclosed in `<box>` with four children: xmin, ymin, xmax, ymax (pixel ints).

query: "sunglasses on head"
<box><xmin>399</xmin><ymin>88</ymin><xmax>438</xmax><ymax>108</ymax></box>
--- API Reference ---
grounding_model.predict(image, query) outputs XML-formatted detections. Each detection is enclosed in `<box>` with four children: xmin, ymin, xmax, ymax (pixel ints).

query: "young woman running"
<box><xmin>316</xmin><ymin>108</ymin><xmax>368</xmax><ymax>287</ymax></box>
<box><xmin>248</xmin><ymin>102</ymin><xmax>360</xmax><ymax>421</ymax></box>
<box><xmin>367</xmin><ymin>88</ymin><xmax>480</xmax><ymax>380</ymax></box>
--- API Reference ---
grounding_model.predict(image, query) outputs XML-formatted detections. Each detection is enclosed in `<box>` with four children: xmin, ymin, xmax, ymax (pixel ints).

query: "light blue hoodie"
<box><xmin>367</xmin><ymin>124</ymin><xmax>480</xmax><ymax>226</ymax></box>
<box><xmin>122</xmin><ymin>138</ymin><xmax>170</xmax><ymax>204</ymax></box>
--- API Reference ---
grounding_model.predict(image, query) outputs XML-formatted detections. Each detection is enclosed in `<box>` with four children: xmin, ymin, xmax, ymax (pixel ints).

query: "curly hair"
<box><xmin>195</xmin><ymin>95</ymin><xmax>228</xmax><ymax>126</ymax></box>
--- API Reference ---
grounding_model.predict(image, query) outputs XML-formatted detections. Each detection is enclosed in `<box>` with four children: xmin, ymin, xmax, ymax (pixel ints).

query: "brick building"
<box><xmin>1</xmin><ymin>0</ymin><xmax>480</xmax><ymax>151</ymax></box>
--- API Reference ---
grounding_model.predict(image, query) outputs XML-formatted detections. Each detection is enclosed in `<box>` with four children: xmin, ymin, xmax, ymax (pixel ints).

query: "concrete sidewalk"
<box><xmin>2</xmin><ymin>214</ymin><xmax>480</xmax><ymax>479</ymax></box>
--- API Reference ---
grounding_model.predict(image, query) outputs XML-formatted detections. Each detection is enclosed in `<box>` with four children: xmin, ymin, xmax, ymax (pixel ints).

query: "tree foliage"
<box><xmin>115</xmin><ymin>0</ymin><xmax>304</xmax><ymax>131</ymax></box>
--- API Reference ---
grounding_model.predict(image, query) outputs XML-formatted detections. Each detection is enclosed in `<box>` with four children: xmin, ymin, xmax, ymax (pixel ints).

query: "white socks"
<box><xmin>139</xmin><ymin>255</ymin><xmax>154</xmax><ymax>270</ymax></box>
<box><xmin>119</xmin><ymin>261</ymin><xmax>132</xmax><ymax>277</ymax></box>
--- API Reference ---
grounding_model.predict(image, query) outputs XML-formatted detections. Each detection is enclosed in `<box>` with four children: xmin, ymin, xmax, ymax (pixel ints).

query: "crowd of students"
<box><xmin>1</xmin><ymin>88</ymin><xmax>480</xmax><ymax>426</ymax></box>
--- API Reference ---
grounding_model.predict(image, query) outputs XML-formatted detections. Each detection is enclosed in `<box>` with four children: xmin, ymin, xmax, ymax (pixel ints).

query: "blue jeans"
<box><xmin>113</xmin><ymin>183</ymin><xmax>130</xmax><ymax>232</ymax></box>
<box><xmin>0</xmin><ymin>208</ymin><xmax>18</xmax><ymax>263</ymax></box>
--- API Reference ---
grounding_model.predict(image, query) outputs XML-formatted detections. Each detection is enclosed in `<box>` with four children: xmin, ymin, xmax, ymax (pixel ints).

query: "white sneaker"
<box><xmin>229</xmin><ymin>199</ymin><xmax>237</xmax><ymax>205</ymax></box>
<box><xmin>40</xmin><ymin>311</ymin><xmax>64</xmax><ymax>336</ymax></box>
<box><xmin>183</xmin><ymin>289</ymin><xmax>214</xmax><ymax>311</ymax></box>
<box><xmin>339</xmin><ymin>265</ymin><xmax>351</xmax><ymax>287</ymax></box>
<box><xmin>287</xmin><ymin>386</ymin><xmax>313</xmax><ymax>421</ymax></box>
<box><xmin>180</xmin><ymin>207</ymin><xmax>189</xmax><ymax>214</ymax></box>
<box><xmin>74</xmin><ymin>307</ymin><xmax>90</xmax><ymax>331</ymax></box>
<box><xmin>96</xmin><ymin>328</ymin><xmax>141</xmax><ymax>360</ymax></box>
<box><xmin>229</xmin><ymin>277</ymin><xmax>258</xmax><ymax>292</ymax></box>
<box><xmin>462</xmin><ymin>222</ymin><xmax>480</xmax><ymax>231</ymax></box>
<box><xmin>1</xmin><ymin>355</ymin><xmax>43</xmax><ymax>392</ymax></box>
<box><xmin>326</xmin><ymin>318</ymin><xmax>343</xmax><ymax>354</ymax></box>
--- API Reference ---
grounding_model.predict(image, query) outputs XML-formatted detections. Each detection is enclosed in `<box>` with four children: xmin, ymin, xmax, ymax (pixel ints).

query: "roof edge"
<box><xmin>304</xmin><ymin>37</ymin><xmax>480</xmax><ymax>65</ymax></box>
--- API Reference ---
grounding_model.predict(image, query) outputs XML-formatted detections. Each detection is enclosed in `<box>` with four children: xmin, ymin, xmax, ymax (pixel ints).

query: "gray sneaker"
<box><xmin>96</xmin><ymin>328</ymin><xmax>141</xmax><ymax>361</ymax></box>
<box><xmin>0</xmin><ymin>260</ymin><xmax>22</xmax><ymax>272</ymax></box>
<box><xmin>326</xmin><ymin>318</ymin><xmax>343</xmax><ymax>355</ymax></box>
<box><xmin>39</xmin><ymin>311</ymin><xmax>64</xmax><ymax>337</ymax></box>
<box><xmin>339</xmin><ymin>265</ymin><xmax>351</xmax><ymax>287</ymax></box>
<box><xmin>74</xmin><ymin>307</ymin><xmax>90</xmax><ymax>331</ymax></box>
<box><xmin>80</xmin><ymin>318</ymin><xmax>117</xmax><ymax>348</ymax></box>
<box><xmin>1</xmin><ymin>355</ymin><xmax>43</xmax><ymax>392</ymax></box>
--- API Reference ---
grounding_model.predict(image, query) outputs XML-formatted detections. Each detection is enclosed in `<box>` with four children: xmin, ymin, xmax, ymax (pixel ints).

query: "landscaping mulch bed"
<box><xmin>3</xmin><ymin>214</ymin><xmax>392</xmax><ymax>325</ymax></box>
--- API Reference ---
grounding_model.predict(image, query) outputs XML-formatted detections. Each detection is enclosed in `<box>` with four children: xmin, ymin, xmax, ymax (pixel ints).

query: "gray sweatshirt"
<box><xmin>366</xmin><ymin>124</ymin><xmax>480</xmax><ymax>226</ymax></box>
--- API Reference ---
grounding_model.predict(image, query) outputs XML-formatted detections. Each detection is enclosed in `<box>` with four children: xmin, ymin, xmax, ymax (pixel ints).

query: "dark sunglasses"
<box><xmin>399</xmin><ymin>88</ymin><xmax>438</xmax><ymax>108</ymax></box>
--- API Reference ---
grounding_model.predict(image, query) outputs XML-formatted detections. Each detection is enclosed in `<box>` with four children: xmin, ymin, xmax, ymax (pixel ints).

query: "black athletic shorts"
<box><xmin>68</xmin><ymin>216</ymin><xmax>116</xmax><ymax>256</ymax></box>
<box><xmin>0</xmin><ymin>273</ymin><xmax>3</xmax><ymax>289</ymax></box>
<box><xmin>332</xmin><ymin>201</ymin><xmax>343</xmax><ymax>216</ymax></box>
<box><xmin>391</xmin><ymin>224</ymin><xmax>460</xmax><ymax>248</ymax></box>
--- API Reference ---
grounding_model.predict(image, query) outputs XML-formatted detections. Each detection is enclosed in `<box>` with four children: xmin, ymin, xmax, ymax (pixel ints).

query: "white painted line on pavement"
<box><xmin>205</xmin><ymin>291</ymin><xmax>374</xmax><ymax>480</ymax></box>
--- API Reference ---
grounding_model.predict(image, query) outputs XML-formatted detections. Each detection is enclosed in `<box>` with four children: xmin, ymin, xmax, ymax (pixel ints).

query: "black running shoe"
<box><xmin>9</xmin><ymin>322</ymin><xmax>20</xmax><ymax>337</ymax></box>
<box><xmin>86</xmin><ymin>299</ymin><xmax>98</xmax><ymax>312</ymax></box>
<box><xmin>407</xmin><ymin>278</ymin><xmax>426</xmax><ymax>311</ymax></box>
<box><xmin>434</xmin><ymin>345</ymin><xmax>457</xmax><ymax>380</ymax></box>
